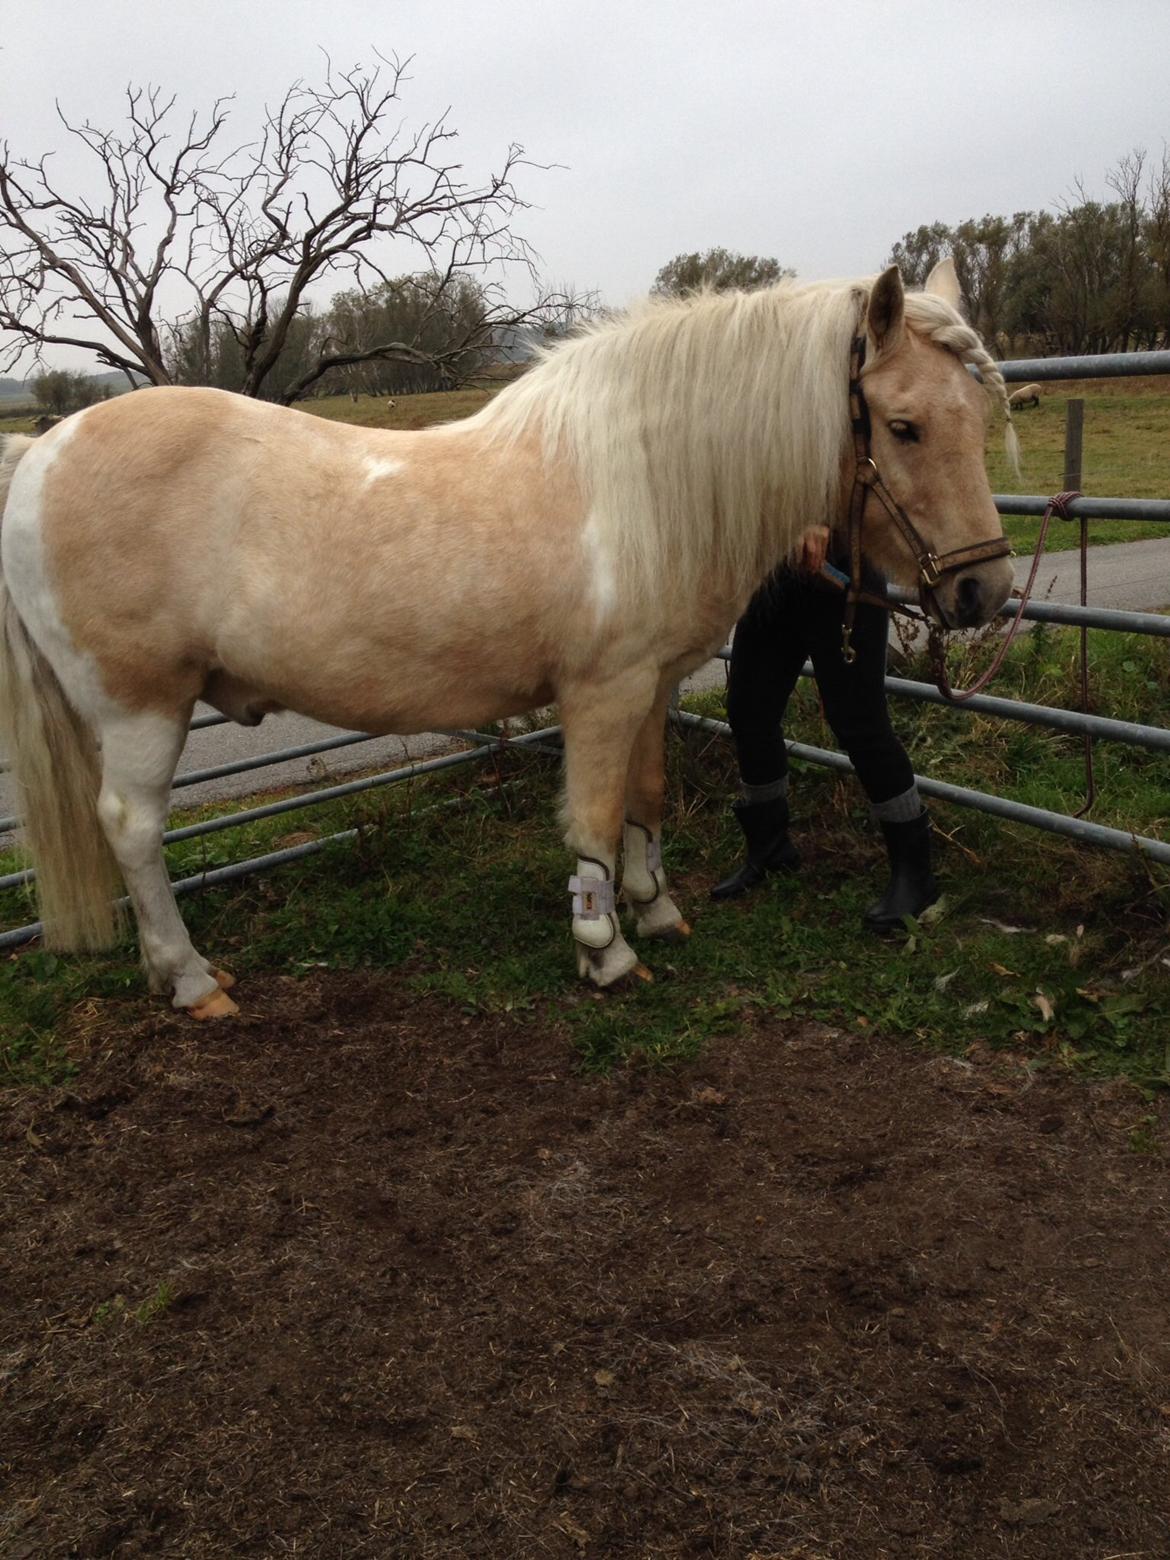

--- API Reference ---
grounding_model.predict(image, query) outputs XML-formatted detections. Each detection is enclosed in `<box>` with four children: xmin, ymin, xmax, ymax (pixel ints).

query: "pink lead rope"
<box><xmin>928</xmin><ymin>489</ymin><xmax>1096</xmax><ymax>816</ymax></box>
<box><xmin>929</xmin><ymin>490</ymin><xmax>1083</xmax><ymax>703</ymax></box>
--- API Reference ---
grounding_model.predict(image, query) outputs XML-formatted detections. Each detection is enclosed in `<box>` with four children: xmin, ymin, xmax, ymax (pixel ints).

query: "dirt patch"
<box><xmin>2</xmin><ymin>973</ymin><xmax>1169</xmax><ymax>1558</ymax></box>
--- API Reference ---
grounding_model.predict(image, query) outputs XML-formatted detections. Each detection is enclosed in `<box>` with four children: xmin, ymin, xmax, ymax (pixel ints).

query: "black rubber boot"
<box><xmin>863</xmin><ymin>811</ymin><xmax>939</xmax><ymax>933</ymax></box>
<box><xmin>710</xmin><ymin>796</ymin><xmax>801</xmax><ymax>901</ymax></box>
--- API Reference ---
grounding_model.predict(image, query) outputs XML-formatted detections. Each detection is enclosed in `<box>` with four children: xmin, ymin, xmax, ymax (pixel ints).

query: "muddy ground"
<box><xmin>2</xmin><ymin>972</ymin><xmax>1168</xmax><ymax>1558</ymax></box>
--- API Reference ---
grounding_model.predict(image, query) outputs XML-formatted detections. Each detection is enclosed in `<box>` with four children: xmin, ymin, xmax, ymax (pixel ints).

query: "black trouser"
<box><xmin>726</xmin><ymin>569</ymin><xmax>914</xmax><ymax>805</ymax></box>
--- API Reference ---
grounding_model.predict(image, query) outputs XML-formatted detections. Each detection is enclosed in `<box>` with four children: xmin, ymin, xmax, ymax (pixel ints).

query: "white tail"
<box><xmin>0</xmin><ymin>436</ymin><xmax>122</xmax><ymax>948</ymax></box>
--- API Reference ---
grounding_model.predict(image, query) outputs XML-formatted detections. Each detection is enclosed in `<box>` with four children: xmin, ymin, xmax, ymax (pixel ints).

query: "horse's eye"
<box><xmin>889</xmin><ymin>420</ymin><xmax>919</xmax><ymax>443</ymax></box>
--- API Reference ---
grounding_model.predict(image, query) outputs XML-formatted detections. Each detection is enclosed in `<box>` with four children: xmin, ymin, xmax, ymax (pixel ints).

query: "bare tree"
<box><xmin>0</xmin><ymin>56</ymin><xmax>567</xmax><ymax>401</ymax></box>
<box><xmin>1105</xmin><ymin>149</ymin><xmax>1147</xmax><ymax>351</ymax></box>
<box><xmin>1146</xmin><ymin>146</ymin><xmax>1170</xmax><ymax>347</ymax></box>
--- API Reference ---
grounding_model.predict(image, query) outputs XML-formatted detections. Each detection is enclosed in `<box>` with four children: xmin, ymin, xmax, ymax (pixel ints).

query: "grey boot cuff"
<box><xmin>740</xmin><ymin>775</ymin><xmax>789</xmax><ymax>806</ymax></box>
<box><xmin>870</xmin><ymin>784</ymin><xmax>923</xmax><ymax>825</ymax></box>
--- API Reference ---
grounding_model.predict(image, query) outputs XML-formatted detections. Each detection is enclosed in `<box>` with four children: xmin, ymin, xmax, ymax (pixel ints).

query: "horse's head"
<box><xmin>846</xmin><ymin>260</ymin><xmax>1016</xmax><ymax>629</ymax></box>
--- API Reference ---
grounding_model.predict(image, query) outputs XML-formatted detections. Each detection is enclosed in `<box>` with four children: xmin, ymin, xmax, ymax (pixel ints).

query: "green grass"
<box><xmin>91</xmin><ymin>1281</ymin><xmax>178</xmax><ymax>1328</ymax></box>
<box><xmin>3</xmin><ymin>627</ymin><xmax>1169</xmax><ymax>1091</ymax></box>
<box><xmin>987</xmin><ymin>378</ymin><xmax>1170</xmax><ymax>554</ymax></box>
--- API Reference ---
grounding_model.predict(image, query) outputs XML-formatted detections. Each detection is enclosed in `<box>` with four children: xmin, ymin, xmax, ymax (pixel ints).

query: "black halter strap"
<box><xmin>841</xmin><ymin>331</ymin><xmax>1013</xmax><ymax>661</ymax></box>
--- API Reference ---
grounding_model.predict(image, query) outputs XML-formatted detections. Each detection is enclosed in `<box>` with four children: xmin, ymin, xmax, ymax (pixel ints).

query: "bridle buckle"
<box><xmin>919</xmin><ymin>552</ymin><xmax>943</xmax><ymax>590</ymax></box>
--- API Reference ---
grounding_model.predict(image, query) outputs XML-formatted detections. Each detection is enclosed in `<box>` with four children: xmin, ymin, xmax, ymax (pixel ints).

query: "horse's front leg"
<box><xmin>559</xmin><ymin>669</ymin><xmax>658</xmax><ymax>988</ymax></box>
<box><xmin>620</xmin><ymin>679</ymin><xmax>691</xmax><ymax>943</ymax></box>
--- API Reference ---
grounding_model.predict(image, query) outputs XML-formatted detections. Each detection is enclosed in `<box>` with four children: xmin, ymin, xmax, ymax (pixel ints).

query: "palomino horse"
<box><xmin>0</xmin><ymin>260</ymin><xmax>1016</xmax><ymax>1016</ymax></box>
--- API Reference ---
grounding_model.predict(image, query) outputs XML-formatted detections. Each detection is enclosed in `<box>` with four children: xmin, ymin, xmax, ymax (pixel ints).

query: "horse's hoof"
<box><xmin>213</xmin><ymin>968</ymin><xmax>237</xmax><ymax>990</ymax></box>
<box><xmin>589</xmin><ymin>954</ymin><xmax>655</xmax><ymax>992</ymax></box>
<box><xmin>576</xmin><ymin>938</ymin><xmax>651</xmax><ymax>989</ymax></box>
<box><xmin>604</xmin><ymin>962</ymin><xmax>655</xmax><ymax>991</ymax></box>
<box><xmin>188</xmin><ymin>987</ymin><xmax>240</xmax><ymax>1020</ymax></box>
<box><xmin>644</xmin><ymin>918</ymin><xmax>691</xmax><ymax>944</ymax></box>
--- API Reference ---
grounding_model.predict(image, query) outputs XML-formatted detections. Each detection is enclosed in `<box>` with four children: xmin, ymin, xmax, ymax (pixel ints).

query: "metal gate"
<box><xmin>2</xmin><ymin>348</ymin><xmax>1169</xmax><ymax>948</ymax></box>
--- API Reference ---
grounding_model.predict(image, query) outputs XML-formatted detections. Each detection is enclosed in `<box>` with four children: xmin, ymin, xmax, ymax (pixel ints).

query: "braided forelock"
<box><xmin>902</xmin><ymin>292</ymin><xmax>1021</xmax><ymax>477</ymax></box>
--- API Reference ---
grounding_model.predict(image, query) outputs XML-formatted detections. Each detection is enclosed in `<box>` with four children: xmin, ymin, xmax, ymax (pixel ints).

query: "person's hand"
<box><xmin>799</xmin><ymin>525</ymin><xmax>830</xmax><ymax>574</ymax></box>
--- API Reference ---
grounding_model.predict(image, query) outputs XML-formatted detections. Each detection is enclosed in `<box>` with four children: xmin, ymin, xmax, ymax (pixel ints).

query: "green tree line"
<box><xmin>885</xmin><ymin>149</ymin><xmax>1170</xmax><ymax>356</ymax></box>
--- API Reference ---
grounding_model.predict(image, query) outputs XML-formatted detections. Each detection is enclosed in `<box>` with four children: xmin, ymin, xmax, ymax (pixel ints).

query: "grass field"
<box><xmin>986</xmin><ymin>376</ymin><xmax>1170</xmax><ymax>552</ymax></box>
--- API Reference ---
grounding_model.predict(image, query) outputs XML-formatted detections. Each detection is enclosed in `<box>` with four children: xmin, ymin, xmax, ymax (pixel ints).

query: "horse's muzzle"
<box><xmin>936</xmin><ymin>557</ymin><xmax>1014</xmax><ymax>629</ymax></box>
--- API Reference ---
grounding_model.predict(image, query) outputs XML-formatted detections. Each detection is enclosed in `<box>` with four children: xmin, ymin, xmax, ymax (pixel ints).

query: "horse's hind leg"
<box><xmin>96</xmin><ymin>709</ymin><xmax>237</xmax><ymax>1018</ymax></box>
<box><xmin>559</xmin><ymin>670</ymin><xmax>658</xmax><ymax>987</ymax></box>
<box><xmin>621</xmin><ymin>677</ymin><xmax>690</xmax><ymax>942</ymax></box>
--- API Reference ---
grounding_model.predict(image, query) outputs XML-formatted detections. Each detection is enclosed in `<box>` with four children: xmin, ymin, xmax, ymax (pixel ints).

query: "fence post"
<box><xmin>1061</xmin><ymin>396</ymin><xmax>1094</xmax><ymax>811</ymax></box>
<box><xmin>1064</xmin><ymin>398</ymin><xmax>1084</xmax><ymax>491</ymax></box>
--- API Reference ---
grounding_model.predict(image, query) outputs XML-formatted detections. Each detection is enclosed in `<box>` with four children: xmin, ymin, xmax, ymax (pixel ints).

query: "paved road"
<box><xmin>1013</xmin><ymin>535</ymin><xmax>1170</xmax><ymax>614</ymax></box>
<box><xmin>1</xmin><ymin>537</ymin><xmax>1167</xmax><ymax>830</ymax></box>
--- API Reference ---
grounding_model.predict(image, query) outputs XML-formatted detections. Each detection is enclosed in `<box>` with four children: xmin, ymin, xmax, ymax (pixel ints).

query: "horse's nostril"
<box><xmin>956</xmin><ymin>574</ymin><xmax>982</xmax><ymax>623</ymax></box>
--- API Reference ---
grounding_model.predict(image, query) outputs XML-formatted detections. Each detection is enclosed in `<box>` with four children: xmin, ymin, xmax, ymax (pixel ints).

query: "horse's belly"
<box><xmin>246</xmin><ymin>659</ymin><xmax>557</xmax><ymax>737</ymax></box>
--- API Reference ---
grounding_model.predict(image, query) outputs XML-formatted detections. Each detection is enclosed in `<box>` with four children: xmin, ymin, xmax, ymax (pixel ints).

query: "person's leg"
<box><xmin>711</xmin><ymin>576</ymin><xmax>808</xmax><ymax>900</ymax></box>
<box><xmin>808</xmin><ymin>594</ymin><xmax>938</xmax><ymax>931</ymax></box>
<box><xmin>726</xmin><ymin>577</ymin><xmax>807</xmax><ymax>789</ymax></box>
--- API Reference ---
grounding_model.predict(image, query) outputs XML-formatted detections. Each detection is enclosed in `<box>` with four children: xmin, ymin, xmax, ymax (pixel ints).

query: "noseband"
<box><xmin>841</xmin><ymin>333</ymin><xmax>1012</xmax><ymax>661</ymax></box>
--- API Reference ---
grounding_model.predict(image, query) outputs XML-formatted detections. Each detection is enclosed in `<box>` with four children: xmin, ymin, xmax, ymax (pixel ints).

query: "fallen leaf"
<box><xmin>593</xmin><ymin>1369</ymin><xmax>615</xmax><ymax>1388</ymax></box>
<box><xmin>1032</xmin><ymin>991</ymin><xmax>1055</xmax><ymax>1023</ymax></box>
<box><xmin>989</xmin><ymin>962</ymin><xmax>1018</xmax><ymax>977</ymax></box>
<box><xmin>964</xmin><ymin>1000</ymin><xmax>990</xmax><ymax>1019</ymax></box>
<box><xmin>693</xmin><ymin>1087</ymin><xmax>727</xmax><ymax>1106</ymax></box>
<box><xmin>933</xmin><ymin>969</ymin><xmax>958</xmax><ymax>992</ymax></box>
<box><xmin>998</xmin><ymin>1496</ymin><xmax>1061</xmax><ymax>1527</ymax></box>
<box><xmin>979</xmin><ymin>918</ymin><xmax>1033</xmax><ymax>935</ymax></box>
<box><xmin>558</xmin><ymin>1514</ymin><xmax>589</xmax><ymax>1549</ymax></box>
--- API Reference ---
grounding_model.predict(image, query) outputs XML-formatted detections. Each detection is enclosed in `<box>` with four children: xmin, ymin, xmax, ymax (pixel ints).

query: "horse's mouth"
<box><xmin>933</xmin><ymin>565</ymin><xmax>1015</xmax><ymax>631</ymax></box>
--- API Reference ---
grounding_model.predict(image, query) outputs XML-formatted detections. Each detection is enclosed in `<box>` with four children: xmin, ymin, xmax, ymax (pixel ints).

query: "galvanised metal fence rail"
<box><xmin>1</xmin><ymin>348</ymin><xmax>1169</xmax><ymax>947</ymax></box>
<box><xmin>0</xmin><ymin>727</ymin><xmax>563</xmax><ymax>949</ymax></box>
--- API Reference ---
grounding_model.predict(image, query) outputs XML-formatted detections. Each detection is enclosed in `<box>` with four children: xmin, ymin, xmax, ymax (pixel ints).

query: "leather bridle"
<box><xmin>841</xmin><ymin>332</ymin><xmax>1013</xmax><ymax>662</ymax></box>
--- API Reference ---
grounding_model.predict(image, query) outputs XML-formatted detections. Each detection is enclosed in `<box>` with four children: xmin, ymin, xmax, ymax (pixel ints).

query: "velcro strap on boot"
<box><xmin>568</xmin><ymin>876</ymin><xmax>616</xmax><ymax>919</ymax></box>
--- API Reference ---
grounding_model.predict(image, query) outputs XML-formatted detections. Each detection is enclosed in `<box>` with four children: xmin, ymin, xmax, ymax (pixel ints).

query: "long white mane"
<box><xmin>474</xmin><ymin>277</ymin><xmax>1011</xmax><ymax>610</ymax></box>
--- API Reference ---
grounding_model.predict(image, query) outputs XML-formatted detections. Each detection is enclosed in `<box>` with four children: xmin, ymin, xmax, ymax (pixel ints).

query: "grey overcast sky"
<box><xmin>3</xmin><ymin>0</ymin><xmax>1168</xmax><ymax>367</ymax></box>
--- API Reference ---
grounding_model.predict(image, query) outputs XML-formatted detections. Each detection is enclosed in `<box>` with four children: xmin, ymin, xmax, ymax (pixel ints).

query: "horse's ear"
<box><xmin>866</xmin><ymin>266</ymin><xmax>905</xmax><ymax>356</ymax></box>
<box><xmin>924</xmin><ymin>256</ymin><xmax>963</xmax><ymax>312</ymax></box>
